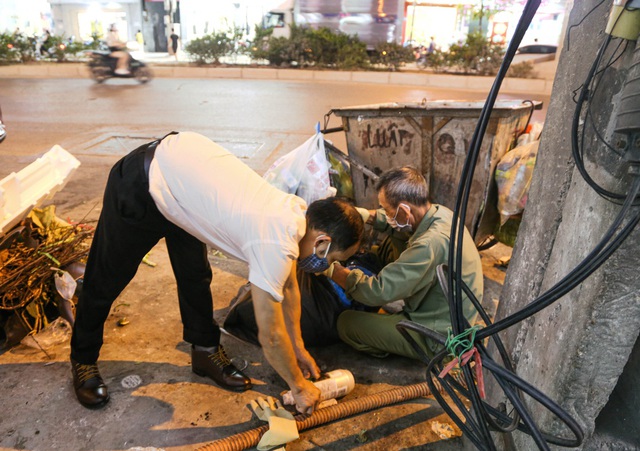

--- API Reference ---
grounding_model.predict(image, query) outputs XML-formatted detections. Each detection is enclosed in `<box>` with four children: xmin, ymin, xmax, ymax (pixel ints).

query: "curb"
<box><xmin>0</xmin><ymin>63</ymin><xmax>554</xmax><ymax>96</ymax></box>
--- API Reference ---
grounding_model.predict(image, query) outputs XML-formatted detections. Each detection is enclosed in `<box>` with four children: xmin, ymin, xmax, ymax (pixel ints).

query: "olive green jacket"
<box><xmin>344</xmin><ymin>204</ymin><xmax>483</xmax><ymax>335</ymax></box>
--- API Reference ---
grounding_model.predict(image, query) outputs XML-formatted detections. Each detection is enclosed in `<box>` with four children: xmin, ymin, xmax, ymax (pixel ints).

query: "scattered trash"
<box><xmin>114</xmin><ymin>302</ymin><xmax>130</xmax><ymax>312</ymax></box>
<box><xmin>20</xmin><ymin>317</ymin><xmax>71</xmax><ymax>350</ymax></box>
<box><xmin>53</xmin><ymin>269</ymin><xmax>77</xmax><ymax>301</ymax></box>
<box><xmin>142</xmin><ymin>252</ymin><xmax>156</xmax><ymax>267</ymax></box>
<box><xmin>431</xmin><ymin>420</ymin><xmax>457</xmax><ymax>440</ymax></box>
<box><xmin>209</xmin><ymin>249</ymin><xmax>227</xmax><ymax>258</ymax></box>
<box><xmin>356</xmin><ymin>429</ymin><xmax>369</xmax><ymax>443</ymax></box>
<box><xmin>0</xmin><ymin>205</ymin><xmax>91</xmax><ymax>351</ymax></box>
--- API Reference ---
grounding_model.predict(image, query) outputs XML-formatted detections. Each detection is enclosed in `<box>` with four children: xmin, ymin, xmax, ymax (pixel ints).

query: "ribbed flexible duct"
<box><xmin>196</xmin><ymin>382</ymin><xmax>433</xmax><ymax>451</ymax></box>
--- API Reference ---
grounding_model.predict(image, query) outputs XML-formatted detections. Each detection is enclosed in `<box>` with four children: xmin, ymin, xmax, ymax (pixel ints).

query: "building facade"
<box><xmin>0</xmin><ymin>0</ymin><xmax>568</xmax><ymax>54</ymax></box>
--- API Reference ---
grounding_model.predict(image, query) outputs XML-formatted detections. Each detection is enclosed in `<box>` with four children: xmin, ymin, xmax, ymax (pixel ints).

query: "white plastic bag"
<box><xmin>263</xmin><ymin>132</ymin><xmax>336</xmax><ymax>204</ymax></box>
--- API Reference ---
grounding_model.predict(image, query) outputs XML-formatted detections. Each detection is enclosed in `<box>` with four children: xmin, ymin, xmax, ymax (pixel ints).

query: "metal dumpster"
<box><xmin>330</xmin><ymin>100</ymin><xmax>540</xmax><ymax>244</ymax></box>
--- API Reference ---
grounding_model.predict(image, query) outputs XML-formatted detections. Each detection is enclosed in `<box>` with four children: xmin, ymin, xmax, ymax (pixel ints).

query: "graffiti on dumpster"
<box><xmin>361</xmin><ymin>123</ymin><xmax>415</xmax><ymax>155</ymax></box>
<box><xmin>363</xmin><ymin>166</ymin><xmax>384</xmax><ymax>193</ymax></box>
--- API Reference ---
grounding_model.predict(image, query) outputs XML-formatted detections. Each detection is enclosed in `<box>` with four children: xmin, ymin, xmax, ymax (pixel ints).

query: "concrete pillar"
<box><xmin>485</xmin><ymin>0</ymin><xmax>640</xmax><ymax>449</ymax></box>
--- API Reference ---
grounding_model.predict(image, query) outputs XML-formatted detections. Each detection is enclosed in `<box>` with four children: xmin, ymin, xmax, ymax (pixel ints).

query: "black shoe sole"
<box><xmin>192</xmin><ymin>368</ymin><xmax>253</xmax><ymax>392</ymax></box>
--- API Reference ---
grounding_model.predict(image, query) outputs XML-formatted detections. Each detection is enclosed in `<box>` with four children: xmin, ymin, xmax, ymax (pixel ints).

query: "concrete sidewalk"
<box><xmin>0</xmin><ymin>53</ymin><xmax>555</xmax><ymax>96</ymax></box>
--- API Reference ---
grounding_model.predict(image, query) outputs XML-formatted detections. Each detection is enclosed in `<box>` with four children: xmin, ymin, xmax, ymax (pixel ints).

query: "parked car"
<box><xmin>0</xmin><ymin>105</ymin><xmax>6</xmax><ymax>143</ymax></box>
<box><xmin>517</xmin><ymin>44</ymin><xmax>557</xmax><ymax>54</ymax></box>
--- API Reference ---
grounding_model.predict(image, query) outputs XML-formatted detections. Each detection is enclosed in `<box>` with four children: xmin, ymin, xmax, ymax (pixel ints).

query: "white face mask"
<box><xmin>386</xmin><ymin>203</ymin><xmax>412</xmax><ymax>232</ymax></box>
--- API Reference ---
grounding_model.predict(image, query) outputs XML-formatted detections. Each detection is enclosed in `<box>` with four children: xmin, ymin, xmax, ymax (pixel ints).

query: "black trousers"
<box><xmin>70</xmin><ymin>141</ymin><xmax>220</xmax><ymax>364</ymax></box>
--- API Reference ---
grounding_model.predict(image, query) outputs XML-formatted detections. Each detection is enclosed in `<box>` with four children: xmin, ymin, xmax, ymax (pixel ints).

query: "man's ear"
<box><xmin>314</xmin><ymin>233</ymin><xmax>332</xmax><ymax>254</ymax></box>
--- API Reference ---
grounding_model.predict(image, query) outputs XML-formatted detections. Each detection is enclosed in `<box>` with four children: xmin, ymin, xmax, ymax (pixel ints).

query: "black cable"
<box><xmin>449</xmin><ymin>0</ymin><xmax>541</xmax><ymax>338</ymax></box>
<box><xmin>480</xmin><ymin>174</ymin><xmax>640</xmax><ymax>338</ymax></box>
<box><xmin>566</xmin><ymin>0</ymin><xmax>607</xmax><ymax>52</ymax></box>
<box><xmin>571</xmin><ymin>34</ymin><xmax>628</xmax><ymax>201</ymax></box>
<box><xmin>572</xmin><ymin>7</ymin><xmax>638</xmax><ymax>202</ymax></box>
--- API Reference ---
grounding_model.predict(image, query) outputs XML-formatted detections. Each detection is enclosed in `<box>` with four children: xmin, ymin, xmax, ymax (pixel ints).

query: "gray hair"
<box><xmin>375</xmin><ymin>166</ymin><xmax>429</xmax><ymax>207</ymax></box>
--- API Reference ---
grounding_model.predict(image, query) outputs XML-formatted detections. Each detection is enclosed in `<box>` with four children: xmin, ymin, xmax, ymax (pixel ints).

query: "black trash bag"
<box><xmin>223</xmin><ymin>253</ymin><xmax>381</xmax><ymax>347</ymax></box>
<box><xmin>224</xmin><ymin>271</ymin><xmax>346</xmax><ymax>347</ymax></box>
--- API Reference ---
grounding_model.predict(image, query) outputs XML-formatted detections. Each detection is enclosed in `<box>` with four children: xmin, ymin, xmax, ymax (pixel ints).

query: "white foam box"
<box><xmin>0</xmin><ymin>145</ymin><xmax>81</xmax><ymax>237</ymax></box>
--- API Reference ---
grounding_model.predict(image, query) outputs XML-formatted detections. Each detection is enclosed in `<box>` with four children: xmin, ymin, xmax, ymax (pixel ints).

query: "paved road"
<box><xmin>0</xmin><ymin>76</ymin><xmax>548</xmax><ymax>166</ymax></box>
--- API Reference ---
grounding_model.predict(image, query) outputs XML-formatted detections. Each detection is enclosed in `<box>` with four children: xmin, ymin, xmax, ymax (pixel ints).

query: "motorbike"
<box><xmin>0</xmin><ymin>105</ymin><xmax>6</xmax><ymax>143</ymax></box>
<box><xmin>87</xmin><ymin>51</ymin><xmax>152</xmax><ymax>84</ymax></box>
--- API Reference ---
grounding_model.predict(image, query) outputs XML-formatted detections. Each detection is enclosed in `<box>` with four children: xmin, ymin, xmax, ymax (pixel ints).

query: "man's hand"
<box><xmin>296</xmin><ymin>348</ymin><xmax>320</xmax><ymax>380</ymax></box>
<box><xmin>319</xmin><ymin>261</ymin><xmax>339</xmax><ymax>278</ymax></box>
<box><xmin>355</xmin><ymin>207</ymin><xmax>376</xmax><ymax>225</ymax></box>
<box><xmin>291</xmin><ymin>379</ymin><xmax>321</xmax><ymax>415</ymax></box>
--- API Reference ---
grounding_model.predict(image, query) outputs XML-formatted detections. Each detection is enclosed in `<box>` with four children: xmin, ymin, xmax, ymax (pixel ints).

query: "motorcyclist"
<box><xmin>106</xmin><ymin>24</ymin><xmax>131</xmax><ymax>75</ymax></box>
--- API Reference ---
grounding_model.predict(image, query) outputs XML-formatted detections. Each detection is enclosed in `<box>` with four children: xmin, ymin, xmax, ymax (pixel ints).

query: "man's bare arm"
<box><xmin>281</xmin><ymin>261</ymin><xmax>320</xmax><ymax>379</ymax></box>
<box><xmin>251</xmin><ymin>283</ymin><xmax>320</xmax><ymax>414</ymax></box>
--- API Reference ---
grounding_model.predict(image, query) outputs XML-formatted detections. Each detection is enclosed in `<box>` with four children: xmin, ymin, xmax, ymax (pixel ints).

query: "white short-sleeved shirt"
<box><xmin>148</xmin><ymin>132</ymin><xmax>307</xmax><ymax>301</ymax></box>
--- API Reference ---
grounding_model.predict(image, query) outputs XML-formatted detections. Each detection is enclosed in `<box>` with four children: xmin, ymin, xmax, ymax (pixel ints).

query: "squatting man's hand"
<box><xmin>291</xmin><ymin>379</ymin><xmax>321</xmax><ymax>415</ymax></box>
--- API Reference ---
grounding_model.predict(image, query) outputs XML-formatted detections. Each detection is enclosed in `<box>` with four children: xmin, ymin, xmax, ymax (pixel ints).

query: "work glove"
<box><xmin>250</xmin><ymin>396</ymin><xmax>299</xmax><ymax>450</ymax></box>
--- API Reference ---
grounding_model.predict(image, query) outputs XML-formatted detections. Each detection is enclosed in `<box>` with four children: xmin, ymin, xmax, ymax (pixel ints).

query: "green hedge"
<box><xmin>0</xmin><ymin>32</ymin><xmax>99</xmax><ymax>63</ymax></box>
<box><xmin>423</xmin><ymin>32</ymin><xmax>505</xmax><ymax>76</ymax></box>
<box><xmin>188</xmin><ymin>26</ymin><xmax>508</xmax><ymax>75</ymax></box>
<box><xmin>183</xmin><ymin>28</ymin><xmax>246</xmax><ymax>65</ymax></box>
<box><xmin>0</xmin><ymin>32</ymin><xmax>36</xmax><ymax>63</ymax></box>
<box><xmin>245</xmin><ymin>24</ymin><xmax>371</xmax><ymax>69</ymax></box>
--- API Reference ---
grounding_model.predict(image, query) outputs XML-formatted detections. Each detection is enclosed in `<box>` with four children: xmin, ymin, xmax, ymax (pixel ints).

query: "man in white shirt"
<box><xmin>70</xmin><ymin>132</ymin><xmax>364</xmax><ymax>414</ymax></box>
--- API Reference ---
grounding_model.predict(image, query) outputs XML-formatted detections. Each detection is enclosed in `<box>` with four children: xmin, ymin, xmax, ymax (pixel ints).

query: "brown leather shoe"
<box><xmin>71</xmin><ymin>359</ymin><xmax>110</xmax><ymax>409</ymax></box>
<box><xmin>191</xmin><ymin>345</ymin><xmax>252</xmax><ymax>392</ymax></box>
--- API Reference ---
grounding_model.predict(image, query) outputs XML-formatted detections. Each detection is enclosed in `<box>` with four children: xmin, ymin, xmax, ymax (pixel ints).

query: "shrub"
<box><xmin>44</xmin><ymin>35</ymin><xmax>69</xmax><ymax>62</ymax></box>
<box><xmin>424</xmin><ymin>49</ymin><xmax>448</xmax><ymax>72</ymax></box>
<box><xmin>507</xmin><ymin>60</ymin><xmax>536</xmax><ymax>78</ymax></box>
<box><xmin>0</xmin><ymin>33</ymin><xmax>20</xmax><ymax>63</ymax></box>
<box><xmin>248</xmin><ymin>24</ymin><xmax>369</xmax><ymax>69</ymax></box>
<box><xmin>335</xmin><ymin>38</ymin><xmax>369</xmax><ymax>70</ymax></box>
<box><xmin>447</xmin><ymin>32</ymin><xmax>504</xmax><ymax>75</ymax></box>
<box><xmin>370</xmin><ymin>42</ymin><xmax>415</xmax><ymax>70</ymax></box>
<box><xmin>0</xmin><ymin>32</ymin><xmax>37</xmax><ymax>63</ymax></box>
<box><xmin>85</xmin><ymin>33</ymin><xmax>104</xmax><ymax>51</ymax></box>
<box><xmin>184</xmin><ymin>31</ymin><xmax>234</xmax><ymax>65</ymax></box>
<box><xmin>247</xmin><ymin>24</ymin><xmax>274</xmax><ymax>61</ymax></box>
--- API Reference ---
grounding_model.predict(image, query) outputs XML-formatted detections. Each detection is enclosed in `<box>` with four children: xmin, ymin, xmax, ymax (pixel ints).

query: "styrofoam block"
<box><xmin>0</xmin><ymin>145</ymin><xmax>80</xmax><ymax>237</ymax></box>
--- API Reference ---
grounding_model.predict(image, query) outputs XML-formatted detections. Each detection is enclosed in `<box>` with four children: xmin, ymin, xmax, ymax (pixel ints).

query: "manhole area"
<box><xmin>81</xmin><ymin>136</ymin><xmax>155</xmax><ymax>155</ymax></box>
<box><xmin>79</xmin><ymin>135</ymin><xmax>262</xmax><ymax>158</ymax></box>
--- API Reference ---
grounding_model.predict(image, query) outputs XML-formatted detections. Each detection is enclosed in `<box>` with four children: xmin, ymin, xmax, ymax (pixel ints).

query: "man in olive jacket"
<box><xmin>330</xmin><ymin>166</ymin><xmax>483</xmax><ymax>359</ymax></box>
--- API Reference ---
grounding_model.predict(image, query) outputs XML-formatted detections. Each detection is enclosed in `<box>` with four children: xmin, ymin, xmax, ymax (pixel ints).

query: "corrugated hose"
<box><xmin>195</xmin><ymin>381</ymin><xmax>436</xmax><ymax>451</ymax></box>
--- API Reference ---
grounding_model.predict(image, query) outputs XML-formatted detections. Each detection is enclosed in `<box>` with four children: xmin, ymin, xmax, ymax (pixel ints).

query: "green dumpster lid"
<box><xmin>331</xmin><ymin>99</ymin><xmax>542</xmax><ymax>117</ymax></box>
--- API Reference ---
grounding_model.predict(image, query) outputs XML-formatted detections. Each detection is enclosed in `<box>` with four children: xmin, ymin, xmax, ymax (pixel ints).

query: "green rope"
<box><xmin>444</xmin><ymin>325</ymin><xmax>481</xmax><ymax>362</ymax></box>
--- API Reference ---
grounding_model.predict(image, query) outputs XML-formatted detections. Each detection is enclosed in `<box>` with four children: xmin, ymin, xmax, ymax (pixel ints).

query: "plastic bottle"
<box><xmin>282</xmin><ymin>369</ymin><xmax>355</xmax><ymax>405</ymax></box>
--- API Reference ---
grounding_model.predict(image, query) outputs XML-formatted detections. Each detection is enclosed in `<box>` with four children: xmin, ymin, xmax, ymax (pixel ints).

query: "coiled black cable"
<box><xmin>395</xmin><ymin>0</ymin><xmax>640</xmax><ymax>449</ymax></box>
